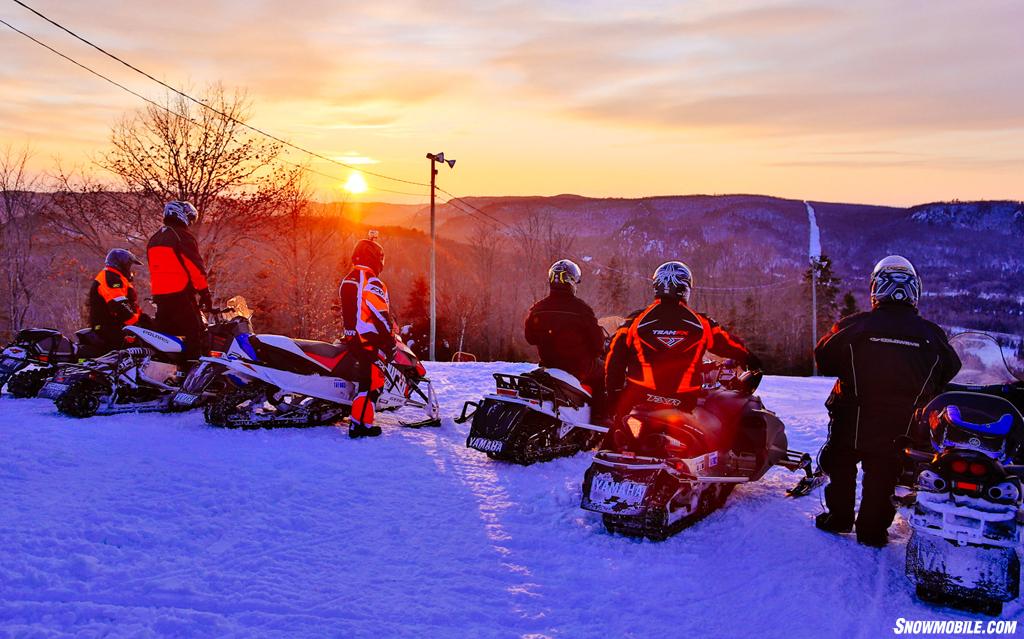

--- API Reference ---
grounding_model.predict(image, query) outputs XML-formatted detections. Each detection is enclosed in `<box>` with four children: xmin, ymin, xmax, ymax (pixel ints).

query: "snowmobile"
<box><xmin>457</xmin><ymin>368</ymin><xmax>606</xmax><ymax>464</ymax></box>
<box><xmin>1</xmin><ymin>328</ymin><xmax>107</xmax><ymax>398</ymax></box>
<box><xmin>38</xmin><ymin>300</ymin><xmax>254</xmax><ymax>417</ymax></box>
<box><xmin>896</xmin><ymin>332</ymin><xmax>1024</xmax><ymax>615</ymax></box>
<box><xmin>200</xmin><ymin>333</ymin><xmax>440</xmax><ymax>429</ymax></box>
<box><xmin>580</xmin><ymin>361</ymin><xmax>814</xmax><ymax>540</ymax></box>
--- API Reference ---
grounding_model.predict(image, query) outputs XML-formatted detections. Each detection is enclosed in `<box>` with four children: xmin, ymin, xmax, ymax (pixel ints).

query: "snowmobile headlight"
<box><xmin>626</xmin><ymin>416</ymin><xmax>644</xmax><ymax>439</ymax></box>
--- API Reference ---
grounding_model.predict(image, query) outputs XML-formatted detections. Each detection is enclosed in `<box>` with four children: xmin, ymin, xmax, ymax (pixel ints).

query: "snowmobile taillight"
<box><xmin>969</xmin><ymin>462</ymin><xmax>989</xmax><ymax>477</ymax></box>
<box><xmin>951</xmin><ymin>460</ymin><xmax>969</xmax><ymax>474</ymax></box>
<box><xmin>497</xmin><ymin>388</ymin><xmax>517</xmax><ymax>397</ymax></box>
<box><xmin>953</xmin><ymin>480</ymin><xmax>980</xmax><ymax>493</ymax></box>
<box><xmin>210</xmin><ymin>351</ymin><xmax>224</xmax><ymax>358</ymax></box>
<box><xmin>38</xmin><ymin>355</ymin><xmax>49</xmax><ymax>362</ymax></box>
<box><xmin>626</xmin><ymin>416</ymin><xmax>644</xmax><ymax>439</ymax></box>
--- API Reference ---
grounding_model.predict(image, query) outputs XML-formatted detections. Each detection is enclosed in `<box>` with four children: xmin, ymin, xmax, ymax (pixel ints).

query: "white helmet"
<box><xmin>870</xmin><ymin>255</ymin><xmax>921</xmax><ymax>308</ymax></box>
<box><xmin>653</xmin><ymin>261</ymin><xmax>693</xmax><ymax>303</ymax></box>
<box><xmin>548</xmin><ymin>259</ymin><xmax>582</xmax><ymax>294</ymax></box>
<box><xmin>163</xmin><ymin>200</ymin><xmax>198</xmax><ymax>226</ymax></box>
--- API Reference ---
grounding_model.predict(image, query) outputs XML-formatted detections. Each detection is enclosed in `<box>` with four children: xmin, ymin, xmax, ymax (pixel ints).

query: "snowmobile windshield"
<box><xmin>923</xmin><ymin>391</ymin><xmax>1021</xmax><ymax>459</ymax></box>
<box><xmin>224</xmin><ymin>296</ymin><xmax>254</xmax><ymax>320</ymax></box>
<box><xmin>949</xmin><ymin>332</ymin><xmax>1023</xmax><ymax>386</ymax></box>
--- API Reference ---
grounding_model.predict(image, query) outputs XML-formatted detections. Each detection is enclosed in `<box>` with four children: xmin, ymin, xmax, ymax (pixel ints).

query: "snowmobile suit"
<box><xmin>146</xmin><ymin>220</ymin><xmax>211</xmax><ymax>359</ymax></box>
<box><xmin>338</xmin><ymin>264</ymin><xmax>392</xmax><ymax>428</ymax></box>
<box><xmin>525</xmin><ymin>286</ymin><xmax>607</xmax><ymax>419</ymax></box>
<box><xmin>605</xmin><ymin>298</ymin><xmax>751</xmax><ymax>417</ymax></box>
<box><xmin>815</xmin><ymin>303</ymin><xmax>961</xmax><ymax>541</ymax></box>
<box><xmin>525</xmin><ymin>287</ymin><xmax>605</xmax><ymax>380</ymax></box>
<box><xmin>87</xmin><ymin>266</ymin><xmax>142</xmax><ymax>350</ymax></box>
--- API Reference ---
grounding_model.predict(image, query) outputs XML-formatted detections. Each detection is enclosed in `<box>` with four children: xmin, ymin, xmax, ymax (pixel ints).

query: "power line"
<box><xmin>8</xmin><ymin>0</ymin><xmax>430</xmax><ymax>189</ymax></box>
<box><xmin>0</xmin><ymin>17</ymin><xmax>427</xmax><ymax>200</ymax></box>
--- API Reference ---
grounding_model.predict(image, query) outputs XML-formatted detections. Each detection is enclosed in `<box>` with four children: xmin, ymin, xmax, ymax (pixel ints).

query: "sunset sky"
<box><xmin>1</xmin><ymin>0</ymin><xmax>1021</xmax><ymax>206</ymax></box>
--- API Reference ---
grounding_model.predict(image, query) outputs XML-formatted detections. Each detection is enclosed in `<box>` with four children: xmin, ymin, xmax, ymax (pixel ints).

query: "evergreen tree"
<box><xmin>839</xmin><ymin>291</ymin><xmax>859</xmax><ymax>319</ymax></box>
<box><xmin>805</xmin><ymin>255</ymin><xmax>841</xmax><ymax>339</ymax></box>
<box><xmin>599</xmin><ymin>255</ymin><xmax>630</xmax><ymax>315</ymax></box>
<box><xmin>403</xmin><ymin>276</ymin><xmax>430</xmax><ymax>358</ymax></box>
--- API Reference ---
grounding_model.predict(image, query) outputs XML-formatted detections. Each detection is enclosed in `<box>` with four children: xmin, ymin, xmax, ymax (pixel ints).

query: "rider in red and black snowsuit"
<box><xmin>605</xmin><ymin>261</ymin><xmax>758</xmax><ymax>422</ymax></box>
<box><xmin>814</xmin><ymin>256</ymin><xmax>960</xmax><ymax>547</ymax></box>
<box><xmin>336</xmin><ymin>235</ymin><xmax>393</xmax><ymax>438</ymax></box>
<box><xmin>146</xmin><ymin>201</ymin><xmax>212</xmax><ymax>359</ymax></box>
<box><xmin>525</xmin><ymin>259</ymin><xmax>607</xmax><ymax>420</ymax></box>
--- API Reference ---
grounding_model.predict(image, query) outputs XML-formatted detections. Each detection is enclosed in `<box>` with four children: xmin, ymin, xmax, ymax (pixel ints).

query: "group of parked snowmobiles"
<box><xmin>2</xmin><ymin>296</ymin><xmax>440</xmax><ymax>428</ymax></box>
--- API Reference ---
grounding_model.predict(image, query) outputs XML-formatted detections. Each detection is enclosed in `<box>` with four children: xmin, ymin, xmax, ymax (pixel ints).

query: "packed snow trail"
<box><xmin>0</xmin><ymin>363</ymin><xmax>1018</xmax><ymax>638</ymax></box>
<box><xmin>805</xmin><ymin>200</ymin><xmax>821</xmax><ymax>259</ymax></box>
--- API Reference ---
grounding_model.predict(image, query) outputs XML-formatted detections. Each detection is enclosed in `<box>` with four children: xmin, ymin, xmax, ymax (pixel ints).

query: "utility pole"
<box><xmin>811</xmin><ymin>256</ymin><xmax>818</xmax><ymax>376</ymax></box>
<box><xmin>426</xmin><ymin>152</ymin><xmax>455</xmax><ymax>361</ymax></box>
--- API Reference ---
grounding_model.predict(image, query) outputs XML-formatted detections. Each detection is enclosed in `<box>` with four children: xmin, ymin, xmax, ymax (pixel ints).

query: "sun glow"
<box><xmin>343</xmin><ymin>172</ymin><xmax>368</xmax><ymax>194</ymax></box>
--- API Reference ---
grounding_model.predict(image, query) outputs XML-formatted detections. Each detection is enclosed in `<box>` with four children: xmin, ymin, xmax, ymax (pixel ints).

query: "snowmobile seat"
<box><xmin>247</xmin><ymin>335</ymin><xmax>345</xmax><ymax>375</ymax></box>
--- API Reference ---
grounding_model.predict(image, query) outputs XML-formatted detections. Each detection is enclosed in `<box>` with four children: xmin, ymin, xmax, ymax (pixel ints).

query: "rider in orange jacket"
<box><xmin>336</xmin><ymin>234</ymin><xmax>393</xmax><ymax>438</ymax></box>
<box><xmin>87</xmin><ymin>248</ymin><xmax>147</xmax><ymax>350</ymax></box>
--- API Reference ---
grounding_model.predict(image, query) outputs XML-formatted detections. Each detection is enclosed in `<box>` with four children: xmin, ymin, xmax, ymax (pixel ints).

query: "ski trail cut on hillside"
<box><xmin>805</xmin><ymin>201</ymin><xmax>821</xmax><ymax>259</ymax></box>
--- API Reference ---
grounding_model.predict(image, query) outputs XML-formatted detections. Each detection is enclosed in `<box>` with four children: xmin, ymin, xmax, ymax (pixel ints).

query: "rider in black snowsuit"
<box><xmin>525</xmin><ymin>260</ymin><xmax>607</xmax><ymax>421</ymax></box>
<box><xmin>814</xmin><ymin>256</ymin><xmax>960</xmax><ymax>547</ymax></box>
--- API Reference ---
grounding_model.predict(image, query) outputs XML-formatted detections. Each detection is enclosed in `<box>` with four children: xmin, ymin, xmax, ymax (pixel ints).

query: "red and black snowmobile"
<box><xmin>580</xmin><ymin>361</ymin><xmax>814</xmax><ymax>540</ymax></box>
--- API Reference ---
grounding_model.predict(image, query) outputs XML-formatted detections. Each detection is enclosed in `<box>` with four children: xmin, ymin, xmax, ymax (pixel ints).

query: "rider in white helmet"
<box><xmin>814</xmin><ymin>255</ymin><xmax>961</xmax><ymax>547</ymax></box>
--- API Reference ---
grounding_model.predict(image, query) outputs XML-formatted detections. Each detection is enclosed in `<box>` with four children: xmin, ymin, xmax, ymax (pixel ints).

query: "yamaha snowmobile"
<box><xmin>457</xmin><ymin>368</ymin><xmax>605</xmax><ymax>464</ymax></box>
<box><xmin>897</xmin><ymin>332</ymin><xmax>1024</xmax><ymax>615</ymax></box>
<box><xmin>38</xmin><ymin>300</ymin><xmax>253</xmax><ymax>417</ymax></box>
<box><xmin>200</xmin><ymin>334</ymin><xmax>440</xmax><ymax>429</ymax></box>
<box><xmin>580</xmin><ymin>362</ymin><xmax>814</xmax><ymax>540</ymax></box>
<box><xmin>1</xmin><ymin>328</ymin><xmax>107</xmax><ymax>398</ymax></box>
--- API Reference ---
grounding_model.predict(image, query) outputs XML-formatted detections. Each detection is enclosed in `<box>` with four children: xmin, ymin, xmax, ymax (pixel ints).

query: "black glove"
<box><xmin>198</xmin><ymin>289</ymin><xmax>214</xmax><ymax>311</ymax></box>
<box><xmin>745</xmin><ymin>353</ymin><xmax>764</xmax><ymax>371</ymax></box>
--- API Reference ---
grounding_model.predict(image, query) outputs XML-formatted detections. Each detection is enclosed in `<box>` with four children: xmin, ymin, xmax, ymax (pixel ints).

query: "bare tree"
<box><xmin>97</xmin><ymin>84</ymin><xmax>302</xmax><ymax>280</ymax></box>
<box><xmin>0</xmin><ymin>146</ymin><xmax>46</xmax><ymax>336</ymax></box>
<box><xmin>261</xmin><ymin>179</ymin><xmax>353</xmax><ymax>339</ymax></box>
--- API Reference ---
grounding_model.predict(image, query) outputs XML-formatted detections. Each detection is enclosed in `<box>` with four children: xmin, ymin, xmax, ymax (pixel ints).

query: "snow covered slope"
<box><xmin>0</xmin><ymin>364</ymin><xmax>1019</xmax><ymax>638</ymax></box>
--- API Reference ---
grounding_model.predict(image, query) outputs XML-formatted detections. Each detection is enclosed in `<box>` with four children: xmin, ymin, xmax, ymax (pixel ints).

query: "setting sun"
<box><xmin>343</xmin><ymin>172</ymin><xmax>368</xmax><ymax>194</ymax></box>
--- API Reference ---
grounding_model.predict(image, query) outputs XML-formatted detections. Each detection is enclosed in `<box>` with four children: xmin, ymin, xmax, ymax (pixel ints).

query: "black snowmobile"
<box><xmin>896</xmin><ymin>332</ymin><xmax>1024</xmax><ymax>616</ymax></box>
<box><xmin>1</xmin><ymin>328</ymin><xmax>107</xmax><ymax>398</ymax></box>
<box><xmin>457</xmin><ymin>368</ymin><xmax>605</xmax><ymax>465</ymax></box>
<box><xmin>39</xmin><ymin>301</ymin><xmax>253</xmax><ymax>417</ymax></box>
<box><xmin>580</xmin><ymin>361</ymin><xmax>814</xmax><ymax>540</ymax></box>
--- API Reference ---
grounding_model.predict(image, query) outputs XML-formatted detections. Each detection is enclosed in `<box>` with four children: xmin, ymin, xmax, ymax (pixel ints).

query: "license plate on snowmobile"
<box><xmin>38</xmin><ymin>382</ymin><xmax>68</xmax><ymax>399</ymax></box>
<box><xmin>173</xmin><ymin>392</ymin><xmax>198</xmax><ymax>407</ymax></box>
<box><xmin>588</xmin><ymin>474</ymin><xmax>649</xmax><ymax>511</ymax></box>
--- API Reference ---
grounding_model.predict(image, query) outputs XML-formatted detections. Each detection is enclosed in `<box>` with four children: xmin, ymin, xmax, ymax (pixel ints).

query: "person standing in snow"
<box><xmin>814</xmin><ymin>255</ymin><xmax>960</xmax><ymax>547</ymax></box>
<box><xmin>604</xmin><ymin>261</ymin><xmax>760</xmax><ymax>427</ymax></box>
<box><xmin>146</xmin><ymin>200</ymin><xmax>212</xmax><ymax>359</ymax></box>
<box><xmin>525</xmin><ymin>259</ymin><xmax>607</xmax><ymax>421</ymax></box>
<box><xmin>336</xmin><ymin>233</ymin><xmax>393</xmax><ymax>439</ymax></box>
<box><xmin>87</xmin><ymin>248</ymin><xmax>148</xmax><ymax>351</ymax></box>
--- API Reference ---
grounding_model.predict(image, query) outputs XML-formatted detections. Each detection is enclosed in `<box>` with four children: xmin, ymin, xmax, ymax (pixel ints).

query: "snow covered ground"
<box><xmin>1</xmin><ymin>363</ymin><xmax>1019</xmax><ymax>638</ymax></box>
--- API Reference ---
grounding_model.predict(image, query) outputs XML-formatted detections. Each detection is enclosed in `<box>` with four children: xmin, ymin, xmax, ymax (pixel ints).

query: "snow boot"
<box><xmin>856</xmin><ymin>530</ymin><xmax>888</xmax><ymax>548</ymax></box>
<box><xmin>348</xmin><ymin>422</ymin><xmax>382</xmax><ymax>439</ymax></box>
<box><xmin>815</xmin><ymin>512</ymin><xmax>853</xmax><ymax>535</ymax></box>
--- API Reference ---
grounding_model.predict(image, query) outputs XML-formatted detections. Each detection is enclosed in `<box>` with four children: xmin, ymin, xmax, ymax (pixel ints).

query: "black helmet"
<box><xmin>105</xmin><ymin>248</ymin><xmax>142</xmax><ymax>276</ymax></box>
<box><xmin>870</xmin><ymin>255</ymin><xmax>920</xmax><ymax>308</ymax></box>
<box><xmin>653</xmin><ymin>261</ymin><xmax>693</xmax><ymax>303</ymax></box>
<box><xmin>548</xmin><ymin>259</ymin><xmax>582</xmax><ymax>294</ymax></box>
<box><xmin>163</xmin><ymin>200</ymin><xmax>198</xmax><ymax>226</ymax></box>
<box><xmin>352</xmin><ymin>234</ymin><xmax>385</xmax><ymax>275</ymax></box>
